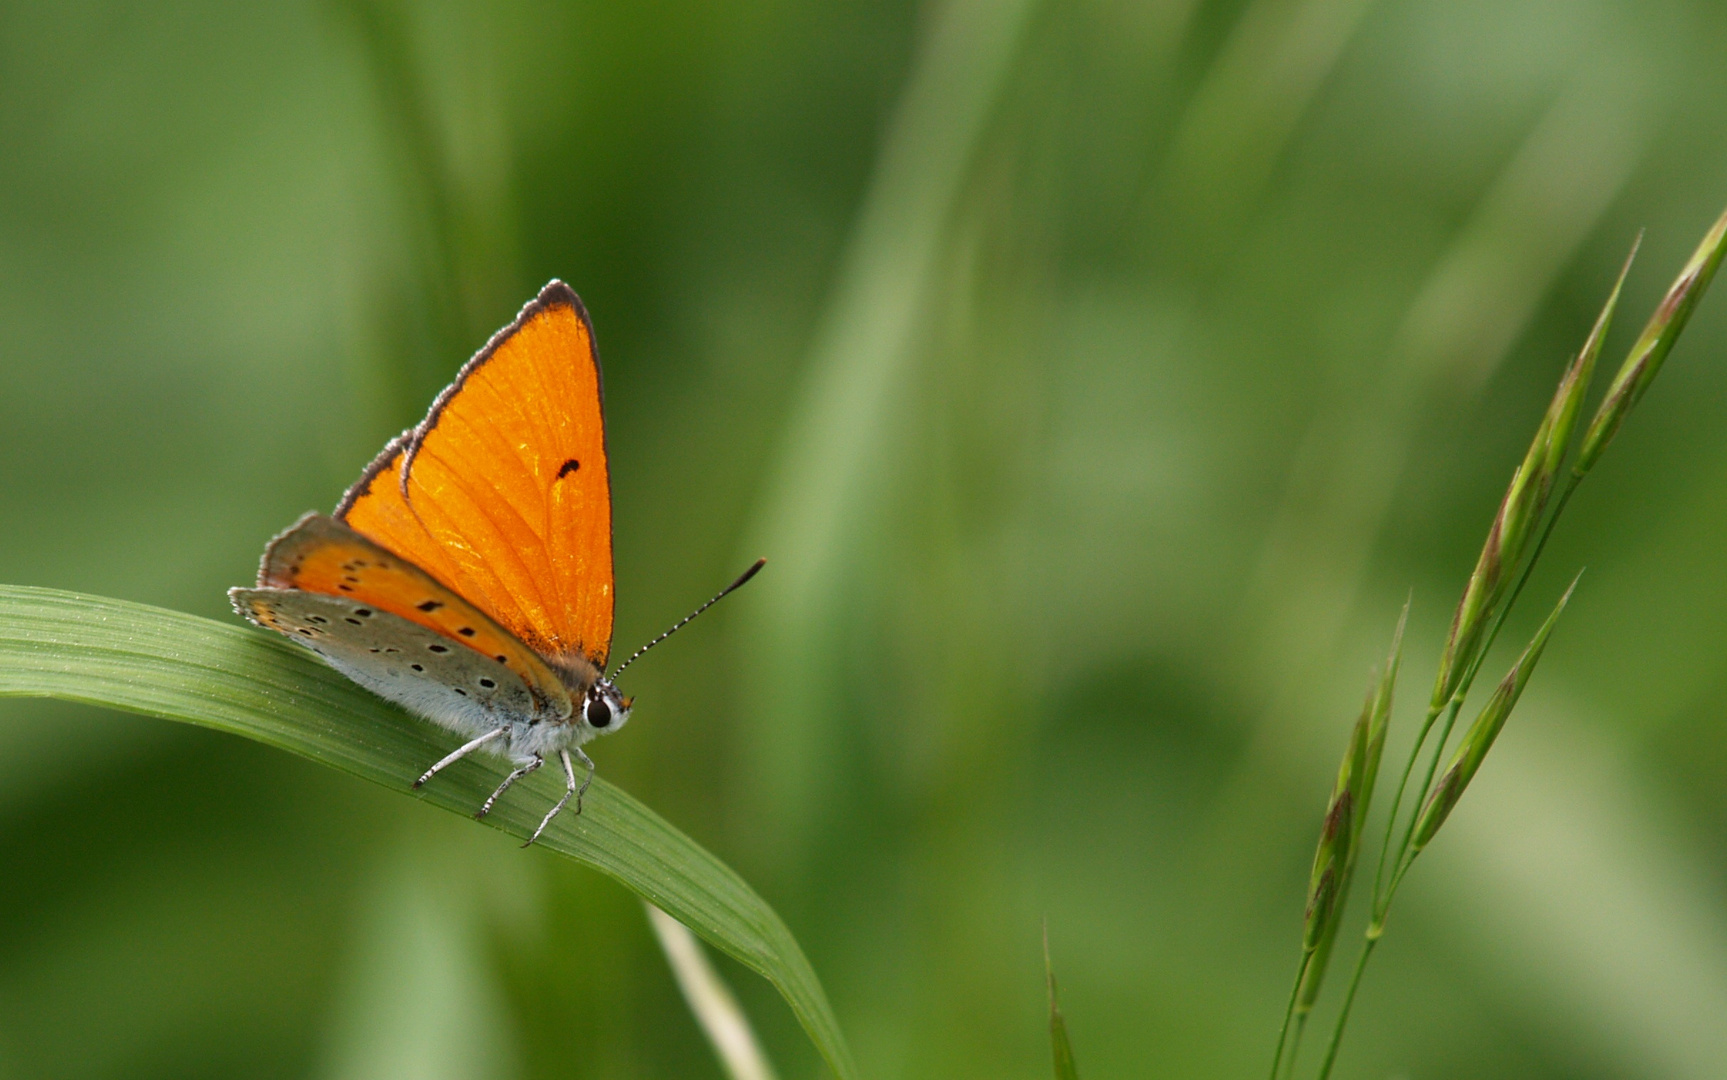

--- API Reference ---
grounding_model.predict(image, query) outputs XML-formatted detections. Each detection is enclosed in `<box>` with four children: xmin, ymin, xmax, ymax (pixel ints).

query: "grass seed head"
<box><xmin>1359</xmin><ymin>599</ymin><xmax>1407</xmax><ymax>833</ymax></box>
<box><xmin>1297</xmin><ymin>605</ymin><xmax>1405</xmax><ymax>1011</ymax></box>
<box><xmin>1431</xmin><ymin>432</ymin><xmax>1549</xmax><ymax>708</ymax></box>
<box><xmin>1428</xmin><ymin>238</ymin><xmax>1635</xmax><ymax>710</ymax></box>
<box><xmin>1547</xmin><ymin>236</ymin><xmax>1639</xmax><ymax>474</ymax></box>
<box><xmin>1413</xmin><ymin>575</ymin><xmax>1578</xmax><ymax>853</ymax></box>
<box><xmin>1577</xmin><ymin>205</ymin><xmax>1727</xmax><ymax>475</ymax></box>
<box><xmin>1304</xmin><ymin>691</ymin><xmax>1369</xmax><ymax>951</ymax></box>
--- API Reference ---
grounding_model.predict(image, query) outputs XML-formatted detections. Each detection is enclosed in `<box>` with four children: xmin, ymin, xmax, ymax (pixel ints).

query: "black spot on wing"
<box><xmin>418</xmin><ymin>600</ymin><xmax>443</xmax><ymax>612</ymax></box>
<box><xmin>558</xmin><ymin>458</ymin><xmax>580</xmax><ymax>477</ymax></box>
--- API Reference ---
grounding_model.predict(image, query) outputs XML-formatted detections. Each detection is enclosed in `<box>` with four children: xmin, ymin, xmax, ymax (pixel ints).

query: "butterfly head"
<box><xmin>581</xmin><ymin>680</ymin><xmax>633</xmax><ymax>737</ymax></box>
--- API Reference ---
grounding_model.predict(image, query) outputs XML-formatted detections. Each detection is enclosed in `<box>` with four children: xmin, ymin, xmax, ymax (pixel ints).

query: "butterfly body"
<box><xmin>232</xmin><ymin>282</ymin><xmax>633</xmax><ymax>841</ymax></box>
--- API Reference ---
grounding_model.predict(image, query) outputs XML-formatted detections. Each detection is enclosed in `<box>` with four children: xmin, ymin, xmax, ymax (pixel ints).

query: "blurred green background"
<box><xmin>2</xmin><ymin>0</ymin><xmax>1727</xmax><ymax>1077</ymax></box>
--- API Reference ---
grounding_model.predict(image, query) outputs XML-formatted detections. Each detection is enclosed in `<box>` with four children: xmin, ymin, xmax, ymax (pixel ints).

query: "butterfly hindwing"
<box><xmin>249</xmin><ymin>512</ymin><xmax>576</xmax><ymax>719</ymax></box>
<box><xmin>336</xmin><ymin>281</ymin><xmax>615</xmax><ymax>670</ymax></box>
<box><xmin>232</xmin><ymin>587</ymin><xmax>538</xmax><ymax>739</ymax></box>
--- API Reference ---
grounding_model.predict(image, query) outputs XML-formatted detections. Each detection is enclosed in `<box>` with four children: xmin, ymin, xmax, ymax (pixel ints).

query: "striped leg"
<box><xmin>414</xmin><ymin>727</ymin><xmax>506</xmax><ymax>789</ymax></box>
<box><xmin>525</xmin><ymin>749</ymin><xmax>582</xmax><ymax>847</ymax></box>
<box><xmin>476</xmin><ymin>754</ymin><xmax>542</xmax><ymax>819</ymax></box>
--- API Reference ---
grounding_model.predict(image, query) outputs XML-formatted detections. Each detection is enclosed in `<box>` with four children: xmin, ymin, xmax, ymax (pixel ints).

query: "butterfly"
<box><xmin>231</xmin><ymin>281</ymin><xmax>762</xmax><ymax>844</ymax></box>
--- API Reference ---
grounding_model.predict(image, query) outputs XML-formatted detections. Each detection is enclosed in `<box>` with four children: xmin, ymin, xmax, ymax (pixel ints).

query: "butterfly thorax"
<box><xmin>546</xmin><ymin>650</ymin><xmax>603</xmax><ymax>697</ymax></box>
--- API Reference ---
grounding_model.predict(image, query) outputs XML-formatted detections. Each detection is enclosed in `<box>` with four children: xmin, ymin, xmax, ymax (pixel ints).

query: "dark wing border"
<box><xmin>333</xmin><ymin>280</ymin><xmax>611</xmax><ymax>523</ymax></box>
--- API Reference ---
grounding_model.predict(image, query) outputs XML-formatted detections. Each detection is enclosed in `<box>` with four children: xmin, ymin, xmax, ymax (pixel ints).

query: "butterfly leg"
<box><xmin>476</xmin><ymin>754</ymin><xmax>542</xmax><ymax>819</ymax></box>
<box><xmin>525</xmin><ymin>749</ymin><xmax>583</xmax><ymax>847</ymax></box>
<box><xmin>414</xmin><ymin>727</ymin><xmax>507</xmax><ymax>789</ymax></box>
<box><xmin>572</xmin><ymin>747</ymin><xmax>596</xmax><ymax>814</ymax></box>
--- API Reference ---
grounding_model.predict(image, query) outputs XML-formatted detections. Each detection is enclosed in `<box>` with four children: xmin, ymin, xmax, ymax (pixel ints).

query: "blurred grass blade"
<box><xmin>740</xmin><ymin>0</ymin><xmax>1037</xmax><ymax>854</ymax></box>
<box><xmin>324</xmin><ymin>858</ymin><xmax>523</xmax><ymax>1080</ymax></box>
<box><xmin>1044</xmin><ymin>924</ymin><xmax>1080</xmax><ymax>1080</ymax></box>
<box><xmin>1161</xmin><ymin>0</ymin><xmax>1381</xmax><ymax>238</ymax></box>
<box><xmin>0</xmin><ymin>586</ymin><xmax>858</xmax><ymax>1080</ymax></box>
<box><xmin>647</xmin><ymin>904</ymin><xmax>779</xmax><ymax>1080</ymax></box>
<box><xmin>1411</xmin><ymin>575</ymin><xmax>1580</xmax><ymax>854</ymax></box>
<box><xmin>1577</xmin><ymin>203</ymin><xmax>1727</xmax><ymax>474</ymax></box>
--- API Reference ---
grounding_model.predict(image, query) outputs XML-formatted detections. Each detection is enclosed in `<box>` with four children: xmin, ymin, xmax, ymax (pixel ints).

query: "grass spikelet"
<box><xmin>1357</xmin><ymin>601</ymin><xmax>1407</xmax><ymax>845</ymax></box>
<box><xmin>1411</xmin><ymin>574</ymin><xmax>1579</xmax><ymax>854</ymax></box>
<box><xmin>1303</xmin><ymin>693</ymin><xmax>1367</xmax><ymax>951</ymax></box>
<box><xmin>1297</xmin><ymin>604</ymin><xmax>1405</xmax><ymax>1012</ymax></box>
<box><xmin>1577</xmin><ymin>205</ymin><xmax>1727</xmax><ymax>474</ymax></box>
<box><xmin>1428</xmin><ymin>237</ymin><xmax>1638</xmax><ymax>710</ymax></box>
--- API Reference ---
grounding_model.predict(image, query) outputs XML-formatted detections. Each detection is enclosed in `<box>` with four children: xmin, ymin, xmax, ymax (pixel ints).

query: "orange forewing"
<box><xmin>336</xmin><ymin>282</ymin><xmax>615</xmax><ymax>669</ymax></box>
<box><xmin>258</xmin><ymin>513</ymin><xmax>574</xmax><ymax>718</ymax></box>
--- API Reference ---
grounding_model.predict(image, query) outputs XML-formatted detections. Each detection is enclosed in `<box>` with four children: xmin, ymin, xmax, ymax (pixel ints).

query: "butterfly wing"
<box><xmin>336</xmin><ymin>281</ymin><xmax>615</xmax><ymax>672</ymax></box>
<box><xmin>239</xmin><ymin>512</ymin><xmax>575</xmax><ymax>719</ymax></box>
<box><xmin>232</xmin><ymin>586</ymin><xmax>541</xmax><ymax>738</ymax></box>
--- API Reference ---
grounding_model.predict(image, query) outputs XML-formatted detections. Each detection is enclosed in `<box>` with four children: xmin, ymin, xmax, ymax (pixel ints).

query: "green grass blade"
<box><xmin>0</xmin><ymin>585</ymin><xmax>858</xmax><ymax>1080</ymax></box>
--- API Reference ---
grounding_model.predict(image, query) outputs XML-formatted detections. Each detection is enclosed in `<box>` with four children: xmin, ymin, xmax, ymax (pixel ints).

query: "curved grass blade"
<box><xmin>0</xmin><ymin>585</ymin><xmax>858</xmax><ymax>1080</ymax></box>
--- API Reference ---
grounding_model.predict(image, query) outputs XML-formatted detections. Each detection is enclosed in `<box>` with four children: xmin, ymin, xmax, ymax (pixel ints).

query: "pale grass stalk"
<box><xmin>647</xmin><ymin>903</ymin><xmax>779</xmax><ymax>1080</ymax></box>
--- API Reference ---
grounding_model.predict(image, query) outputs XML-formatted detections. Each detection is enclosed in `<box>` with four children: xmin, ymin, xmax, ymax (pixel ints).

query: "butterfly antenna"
<box><xmin>609</xmin><ymin>558</ymin><xmax>767</xmax><ymax>681</ymax></box>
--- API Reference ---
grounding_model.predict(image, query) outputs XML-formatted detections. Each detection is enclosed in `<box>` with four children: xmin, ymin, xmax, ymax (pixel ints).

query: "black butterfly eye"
<box><xmin>586</xmin><ymin>696</ymin><xmax>612</xmax><ymax>729</ymax></box>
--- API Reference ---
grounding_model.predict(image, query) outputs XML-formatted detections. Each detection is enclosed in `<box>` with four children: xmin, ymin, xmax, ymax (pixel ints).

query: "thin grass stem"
<box><xmin>1269</xmin><ymin>950</ymin><xmax>1314</xmax><ymax>1080</ymax></box>
<box><xmin>1315</xmin><ymin>936</ymin><xmax>1379</xmax><ymax>1080</ymax></box>
<box><xmin>1387</xmin><ymin>697</ymin><xmax>1463</xmax><ymax>896</ymax></box>
<box><xmin>1369</xmin><ymin>703</ymin><xmax>1442</xmax><ymax>910</ymax></box>
<box><xmin>1282</xmin><ymin>1015</ymin><xmax>1309</xmax><ymax>1080</ymax></box>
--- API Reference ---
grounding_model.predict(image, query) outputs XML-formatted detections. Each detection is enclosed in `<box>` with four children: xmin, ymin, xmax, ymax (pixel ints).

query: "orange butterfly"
<box><xmin>232</xmin><ymin>282</ymin><xmax>761</xmax><ymax>843</ymax></box>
